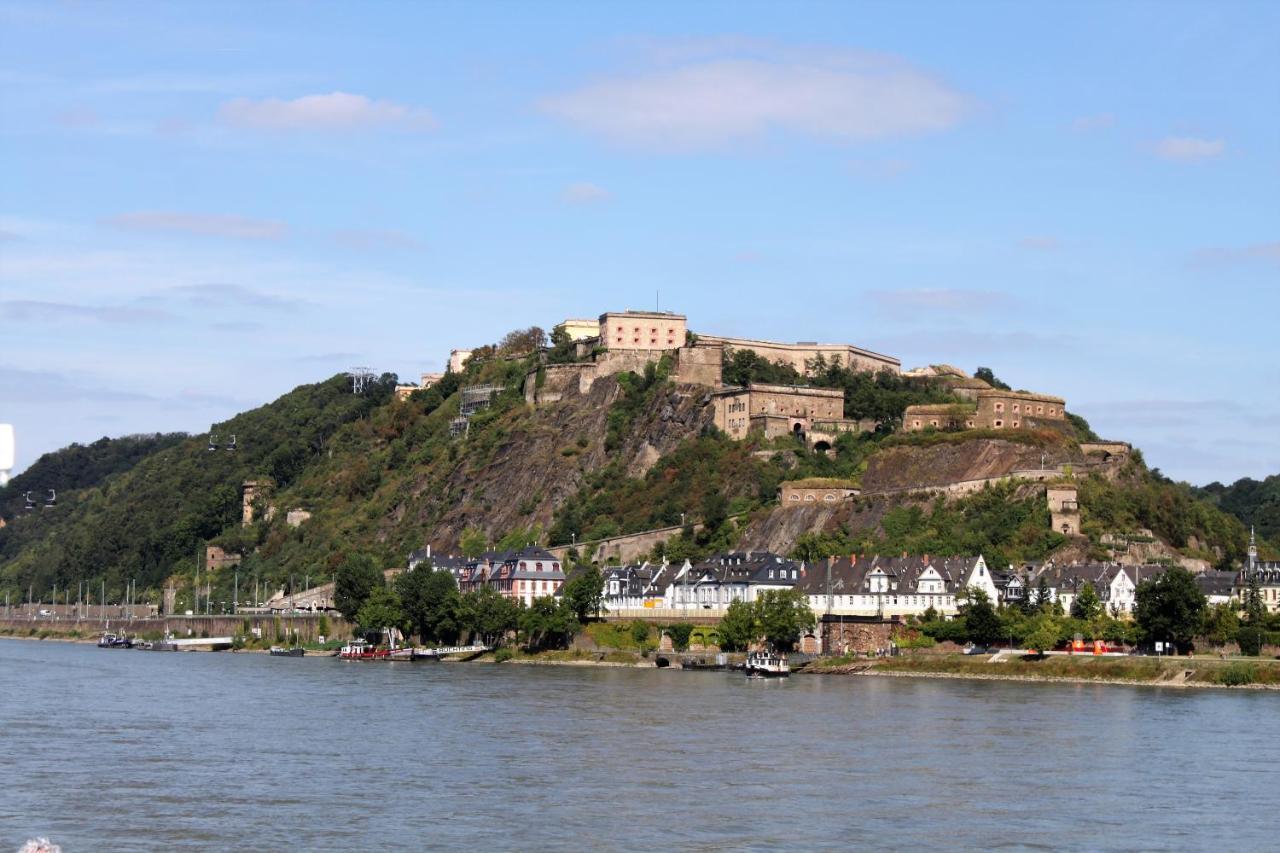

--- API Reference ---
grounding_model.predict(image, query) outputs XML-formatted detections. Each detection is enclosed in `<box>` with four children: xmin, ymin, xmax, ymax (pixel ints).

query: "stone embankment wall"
<box><xmin>546</xmin><ymin>521</ymin><xmax>705</xmax><ymax>565</ymax></box>
<box><xmin>0</xmin><ymin>613</ymin><xmax>352</xmax><ymax>642</ymax></box>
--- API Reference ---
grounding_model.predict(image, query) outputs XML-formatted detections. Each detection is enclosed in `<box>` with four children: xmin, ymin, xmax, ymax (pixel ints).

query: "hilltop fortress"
<box><xmin>409</xmin><ymin>308</ymin><xmax>1067</xmax><ymax>448</ymax></box>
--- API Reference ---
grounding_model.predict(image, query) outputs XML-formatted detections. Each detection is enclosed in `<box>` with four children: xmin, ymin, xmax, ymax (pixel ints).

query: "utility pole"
<box><xmin>233</xmin><ymin>568</ymin><xmax>238</xmax><ymax>615</ymax></box>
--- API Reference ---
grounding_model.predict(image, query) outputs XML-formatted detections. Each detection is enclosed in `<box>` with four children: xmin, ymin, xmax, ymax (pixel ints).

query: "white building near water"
<box><xmin>799</xmin><ymin>555</ymin><xmax>995</xmax><ymax>618</ymax></box>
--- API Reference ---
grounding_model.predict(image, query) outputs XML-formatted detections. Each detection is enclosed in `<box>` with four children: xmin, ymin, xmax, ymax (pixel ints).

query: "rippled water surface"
<box><xmin>2</xmin><ymin>640</ymin><xmax>1278</xmax><ymax>851</ymax></box>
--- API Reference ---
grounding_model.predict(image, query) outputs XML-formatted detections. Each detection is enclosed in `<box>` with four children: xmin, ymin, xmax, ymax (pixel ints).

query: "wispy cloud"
<box><xmin>561</xmin><ymin>182</ymin><xmax>612</xmax><ymax>204</ymax></box>
<box><xmin>161</xmin><ymin>283</ymin><xmax>303</xmax><ymax>310</ymax></box>
<box><xmin>2</xmin><ymin>299</ymin><xmax>173</xmax><ymax>324</ymax></box>
<box><xmin>869</xmin><ymin>288</ymin><xmax>1016</xmax><ymax>315</ymax></box>
<box><xmin>871</xmin><ymin>328</ymin><xmax>1078</xmax><ymax>357</ymax></box>
<box><xmin>0</xmin><ymin>364</ymin><xmax>155</xmax><ymax>404</ymax></box>
<box><xmin>210</xmin><ymin>320</ymin><xmax>264</xmax><ymax>332</ymax></box>
<box><xmin>1017</xmin><ymin>236</ymin><xmax>1060</xmax><ymax>251</ymax></box>
<box><xmin>219</xmin><ymin>91</ymin><xmax>436</xmax><ymax>132</ymax></box>
<box><xmin>1156</xmin><ymin>136</ymin><xmax>1225</xmax><ymax>162</ymax></box>
<box><xmin>1188</xmin><ymin>241</ymin><xmax>1280</xmax><ymax>268</ymax></box>
<box><xmin>330</xmin><ymin>228</ymin><xmax>422</xmax><ymax>250</ymax></box>
<box><xmin>540</xmin><ymin>50</ymin><xmax>970</xmax><ymax>151</ymax></box>
<box><xmin>292</xmin><ymin>352</ymin><xmax>361</xmax><ymax>364</ymax></box>
<box><xmin>845</xmin><ymin>158</ymin><xmax>912</xmax><ymax>180</ymax></box>
<box><xmin>103</xmin><ymin>211</ymin><xmax>288</xmax><ymax>240</ymax></box>
<box><xmin>1071</xmin><ymin>113</ymin><xmax>1115</xmax><ymax>132</ymax></box>
<box><xmin>53</xmin><ymin>106</ymin><xmax>100</xmax><ymax>129</ymax></box>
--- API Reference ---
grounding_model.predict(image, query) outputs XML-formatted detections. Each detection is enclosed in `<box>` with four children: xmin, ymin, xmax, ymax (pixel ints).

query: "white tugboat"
<box><xmin>745</xmin><ymin>649</ymin><xmax>790</xmax><ymax>678</ymax></box>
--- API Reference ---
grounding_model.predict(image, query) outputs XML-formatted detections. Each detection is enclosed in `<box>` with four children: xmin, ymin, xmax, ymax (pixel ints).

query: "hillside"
<box><xmin>1196</xmin><ymin>475</ymin><xmax>1280</xmax><ymax>552</ymax></box>
<box><xmin>0</xmin><ymin>347</ymin><xmax>1257</xmax><ymax>606</ymax></box>
<box><xmin>0</xmin><ymin>432</ymin><xmax>187</xmax><ymax>519</ymax></box>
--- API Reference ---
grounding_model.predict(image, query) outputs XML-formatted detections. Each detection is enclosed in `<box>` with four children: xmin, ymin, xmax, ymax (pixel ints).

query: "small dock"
<box><xmin>167</xmin><ymin>636</ymin><xmax>234</xmax><ymax>650</ymax></box>
<box><xmin>411</xmin><ymin>644</ymin><xmax>490</xmax><ymax>660</ymax></box>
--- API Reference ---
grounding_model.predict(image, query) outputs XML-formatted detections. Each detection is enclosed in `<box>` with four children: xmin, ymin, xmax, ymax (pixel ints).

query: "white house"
<box><xmin>799</xmin><ymin>555</ymin><xmax>993</xmax><ymax>619</ymax></box>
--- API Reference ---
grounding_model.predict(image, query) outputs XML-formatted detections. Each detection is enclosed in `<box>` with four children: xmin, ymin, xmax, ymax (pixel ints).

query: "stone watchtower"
<box><xmin>1047</xmin><ymin>485</ymin><xmax>1080</xmax><ymax>536</ymax></box>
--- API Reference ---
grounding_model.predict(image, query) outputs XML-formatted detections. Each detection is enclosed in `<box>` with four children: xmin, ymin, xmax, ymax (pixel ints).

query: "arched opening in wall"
<box><xmin>813</xmin><ymin>440</ymin><xmax>831</xmax><ymax>454</ymax></box>
<box><xmin>1062</xmin><ymin>524</ymin><xmax>1073</xmax><ymax>535</ymax></box>
<box><xmin>792</xmin><ymin>422</ymin><xmax>804</xmax><ymax>435</ymax></box>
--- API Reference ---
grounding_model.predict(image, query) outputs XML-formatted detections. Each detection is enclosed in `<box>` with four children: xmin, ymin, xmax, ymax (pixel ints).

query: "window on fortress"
<box><xmin>994</xmin><ymin>420</ymin><xmax>1003</xmax><ymax>428</ymax></box>
<box><xmin>1013</xmin><ymin>421</ymin><xmax>1020</xmax><ymax>428</ymax></box>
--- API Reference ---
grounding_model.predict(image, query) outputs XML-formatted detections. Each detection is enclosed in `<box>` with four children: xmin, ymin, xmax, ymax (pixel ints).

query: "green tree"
<box><xmin>974</xmin><ymin>367</ymin><xmax>1011</xmax><ymax>391</ymax></box>
<box><xmin>334</xmin><ymin>553</ymin><xmax>383</xmax><ymax>622</ymax></box>
<box><xmin>459</xmin><ymin>527</ymin><xmax>487</xmax><ymax>558</ymax></box>
<box><xmin>718</xmin><ymin>599</ymin><xmax>758</xmax><ymax>651</ymax></box>
<box><xmin>1025</xmin><ymin>616</ymin><xmax>1060</xmax><ymax>657</ymax></box>
<box><xmin>1200</xmin><ymin>602</ymin><xmax>1239</xmax><ymax>648</ymax></box>
<box><xmin>1070</xmin><ymin>582</ymin><xmax>1102</xmax><ymax>621</ymax></box>
<box><xmin>396</xmin><ymin>567</ymin><xmax>461</xmax><ymax>644</ymax></box>
<box><xmin>520</xmin><ymin>595</ymin><xmax>577</xmax><ymax>651</ymax></box>
<box><xmin>962</xmin><ymin>587</ymin><xmax>1003</xmax><ymax>647</ymax></box>
<box><xmin>355</xmin><ymin>585</ymin><xmax>408</xmax><ymax>635</ymax></box>
<box><xmin>701</xmin><ymin>490</ymin><xmax>729</xmax><ymax>532</ymax></box>
<box><xmin>629</xmin><ymin>620</ymin><xmax>651</xmax><ymax>645</ymax></box>
<box><xmin>1134</xmin><ymin>567</ymin><xmax>1206</xmax><ymax>654</ymax></box>
<box><xmin>666</xmin><ymin>622</ymin><xmax>694</xmax><ymax>652</ymax></box>
<box><xmin>561</xmin><ymin>566</ymin><xmax>603</xmax><ymax>623</ymax></box>
<box><xmin>1237</xmin><ymin>626</ymin><xmax>1264</xmax><ymax>657</ymax></box>
<box><xmin>1243</xmin><ymin>572</ymin><xmax>1266</xmax><ymax>625</ymax></box>
<box><xmin>755</xmin><ymin>588</ymin><xmax>814</xmax><ymax>652</ymax></box>
<box><xmin>458</xmin><ymin>586</ymin><xmax>520</xmax><ymax>646</ymax></box>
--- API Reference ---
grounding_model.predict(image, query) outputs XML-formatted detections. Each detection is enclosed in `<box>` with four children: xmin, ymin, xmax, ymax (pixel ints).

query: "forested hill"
<box><xmin>0</xmin><ymin>433</ymin><xmax>187</xmax><ymax>519</ymax></box>
<box><xmin>0</xmin><ymin>374</ymin><xmax>397</xmax><ymax>600</ymax></box>
<box><xmin>0</xmin><ymin>345</ymin><xmax>1262</xmax><ymax>607</ymax></box>
<box><xmin>1196</xmin><ymin>475</ymin><xmax>1280</xmax><ymax>547</ymax></box>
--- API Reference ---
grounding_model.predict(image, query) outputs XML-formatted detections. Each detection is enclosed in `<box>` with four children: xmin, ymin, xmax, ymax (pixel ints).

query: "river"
<box><xmin>2</xmin><ymin>640</ymin><xmax>1277</xmax><ymax>851</ymax></box>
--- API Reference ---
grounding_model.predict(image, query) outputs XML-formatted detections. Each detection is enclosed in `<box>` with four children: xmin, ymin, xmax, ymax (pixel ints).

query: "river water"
<box><xmin>2</xmin><ymin>640</ymin><xmax>1277</xmax><ymax>851</ymax></box>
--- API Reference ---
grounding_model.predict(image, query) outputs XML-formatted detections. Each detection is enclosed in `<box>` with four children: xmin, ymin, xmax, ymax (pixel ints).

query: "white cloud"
<box><xmin>1156</xmin><ymin>136</ymin><xmax>1225</xmax><ymax>162</ymax></box>
<box><xmin>561</xmin><ymin>182</ymin><xmax>612</xmax><ymax>204</ymax></box>
<box><xmin>540</xmin><ymin>54</ymin><xmax>969</xmax><ymax>151</ymax></box>
<box><xmin>219</xmin><ymin>91</ymin><xmax>435</xmax><ymax>132</ymax></box>
<box><xmin>103</xmin><ymin>211</ymin><xmax>288</xmax><ymax>240</ymax></box>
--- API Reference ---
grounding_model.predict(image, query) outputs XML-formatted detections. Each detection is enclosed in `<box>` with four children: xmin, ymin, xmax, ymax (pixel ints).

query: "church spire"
<box><xmin>1248</xmin><ymin>526</ymin><xmax>1258</xmax><ymax>572</ymax></box>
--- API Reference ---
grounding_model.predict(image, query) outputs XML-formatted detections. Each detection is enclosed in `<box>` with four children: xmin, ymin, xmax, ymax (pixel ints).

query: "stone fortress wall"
<box><xmin>694</xmin><ymin>334</ymin><xmax>900</xmax><ymax>375</ymax></box>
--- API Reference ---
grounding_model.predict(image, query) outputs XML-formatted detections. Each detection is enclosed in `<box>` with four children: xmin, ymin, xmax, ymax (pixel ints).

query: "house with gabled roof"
<box><xmin>798</xmin><ymin>554</ymin><xmax>993</xmax><ymax>618</ymax></box>
<box><xmin>663</xmin><ymin>552</ymin><xmax>802</xmax><ymax>611</ymax></box>
<box><xmin>458</xmin><ymin>546</ymin><xmax>565</xmax><ymax>607</ymax></box>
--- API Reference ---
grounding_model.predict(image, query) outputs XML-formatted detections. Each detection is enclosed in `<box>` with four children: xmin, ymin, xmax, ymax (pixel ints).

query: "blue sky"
<box><xmin>1</xmin><ymin>0</ymin><xmax>1277</xmax><ymax>484</ymax></box>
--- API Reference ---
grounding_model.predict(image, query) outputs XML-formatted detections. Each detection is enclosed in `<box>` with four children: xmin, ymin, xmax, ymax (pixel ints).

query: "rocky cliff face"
<box><xmin>861</xmin><ymin>438</ymin><xmax>1084</xmax><ymax>492</ymax></box>
<box><xmin>736</xmin><ymin>497</ymin><xmax>900</xmax><ymax>555</ymax></box>
<box><xmin>408</xmin><ymin>378</ymin><xmax>713</xmax><ymax>551</ymax></box>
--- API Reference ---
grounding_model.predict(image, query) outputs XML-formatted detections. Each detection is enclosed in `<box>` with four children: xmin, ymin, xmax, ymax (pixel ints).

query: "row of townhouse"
<box><xmin>599</xmin><ymin>552</ymin><xmax>802</xmax><ymax>614</ymax></box>
<box><xmin>799</xmin><ymin>555</ymin><xmax>997</xmax><ymax>618</ymax></box>
<box><xmin>599</xmin><ymin>552</ymin><xmax>996</xmax><ymax>619</ymax></box>
<box><xmin>407</xmin><ymin>544</ymin><xmax>566</xmax><ymax>608</ymax></box>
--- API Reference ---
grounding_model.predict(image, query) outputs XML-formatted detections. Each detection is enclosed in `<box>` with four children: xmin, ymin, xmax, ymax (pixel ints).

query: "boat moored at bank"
<box><xmin>745</xmin><ymin>650</ymin><xmax>790</xmax><ymax>678</ymax></box>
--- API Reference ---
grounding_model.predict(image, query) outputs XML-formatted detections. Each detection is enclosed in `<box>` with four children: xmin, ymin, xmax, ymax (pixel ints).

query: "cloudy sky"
<box><xmin>1</xmin><ymin>1</ymin><xmax>1277</xmax><ymax>484</ymax></box>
